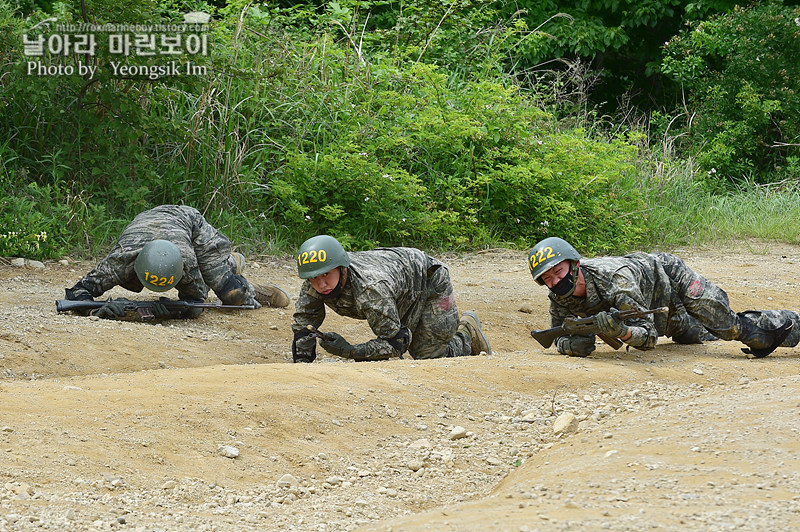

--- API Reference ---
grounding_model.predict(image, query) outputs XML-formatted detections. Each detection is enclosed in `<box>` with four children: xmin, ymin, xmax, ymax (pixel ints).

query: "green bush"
<box><xmin>0</xmin><ymin>180</ymin><xmax>71</xmax><ymax>260</ymax></box>
<box><xmin>661</xmin><ymin>3</ymin><xmax>800</xmax><ymax>182</ymax></box>
<box><xmin>270</xmin><ymin>63</ymin><xmax>646</xmax><ymax>251</ymax></box>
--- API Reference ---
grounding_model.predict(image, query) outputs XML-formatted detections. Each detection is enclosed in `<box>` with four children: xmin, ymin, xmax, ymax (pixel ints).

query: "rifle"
<box><xmin>305</xmin><ymin>324</ymin><xmax>336</xmax><ymax>342</ymax></box>
<box><xmin>305</xmin><ymin>325</ymin><xmax>390</xmax><ymax>362</ymax></box>
<box><xmin>56</xmin><ymin>297</ymin><xmax>256</xmax><ymax>320</ymax></box>
<box><xmin>531</xmin><ymin>306</ymin><xmax>669</xmax><ymax>350</ymax></box>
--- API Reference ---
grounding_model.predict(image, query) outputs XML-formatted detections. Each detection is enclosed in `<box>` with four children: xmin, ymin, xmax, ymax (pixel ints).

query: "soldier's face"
<box><xmin>309</xmin><ymin>267</ymin><xmax>341</xmax><ymax>295</ymax></box>
<box><xmin>540</xmin><ymin>260</ymin><xmax>570</xmax><ymax>289</ymax></box>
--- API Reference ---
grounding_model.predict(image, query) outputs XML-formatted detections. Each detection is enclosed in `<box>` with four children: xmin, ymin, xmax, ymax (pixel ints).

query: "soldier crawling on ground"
<box><xmin>527</xmin><ymin>236</ymin><xmax>799</xmax><ymax>358</ymax></box>
<box><xmin>290</xmin><ymin>235</ymin><xmax>491</xmax><ymax>362</ymax></box>
<box><xmin>64</xmin><ymin>205</ymin><xmax>290</xmax><ymax>320</ymax></box>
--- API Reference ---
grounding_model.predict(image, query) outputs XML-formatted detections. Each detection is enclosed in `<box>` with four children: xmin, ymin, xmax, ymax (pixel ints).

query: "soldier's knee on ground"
<box><xmin>218</xmin><ymin>274</ymin><xmax>250</xmax><ymax>305</ymax></box>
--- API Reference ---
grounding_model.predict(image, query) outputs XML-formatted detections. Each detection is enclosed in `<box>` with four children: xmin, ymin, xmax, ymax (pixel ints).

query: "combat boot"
<box><xmin>252</xmin><ymin>283</ymin><xmax>291</xmax><ymax>308</ymax></box>
<box><xmin>458</xmin><ymin>311</ymin><xmax>492</xmax><ymax>356</ymax></box>
<box><xmin>736</xmin><ymin>312</ymin><xmax>793</xmax><ymax>358</ymax></box>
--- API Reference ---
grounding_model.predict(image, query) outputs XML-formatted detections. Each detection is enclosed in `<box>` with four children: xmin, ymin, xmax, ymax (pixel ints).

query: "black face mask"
<box><xmin>550</xmin><ymin>269</ymin><xmax>576</xmax><ymax>297</ymax></box>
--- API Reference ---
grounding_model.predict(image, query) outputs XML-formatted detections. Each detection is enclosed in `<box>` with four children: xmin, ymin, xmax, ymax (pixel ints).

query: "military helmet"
<box><xmin>134</xmin><ymin>239</ymin><xmax>184</xmax><ymax>292</ymax></box>
<box><xmin>527</xmin><ymin>237</ymin><xmax>581</xmax><ymax>285</ymax></box>
<box><xmin>297</xmin><ymin>235</ymin><xmax>350</xmax><ymax>279</ymax></box>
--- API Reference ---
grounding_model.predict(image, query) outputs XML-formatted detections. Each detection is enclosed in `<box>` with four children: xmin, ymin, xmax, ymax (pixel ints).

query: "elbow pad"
<box><xmin>385</xmin><ymin>327</ymin><xmax>412</xmax><ymax>355</ymax></box>
<box><xmin>66</xmin><ymin>280</ymin><xmax>95</xmax><ymax>301</ymax></box>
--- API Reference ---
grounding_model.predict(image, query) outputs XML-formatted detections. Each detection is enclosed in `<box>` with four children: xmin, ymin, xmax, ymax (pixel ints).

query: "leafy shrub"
<box><xmin>273</xmin><ymin>149</ymin><xmax>437</xmax><ymax>249</ymax></box>
<box><xmin>661</xmin><ymin>3</ymin><xmax>800</xmax><ymax>182</ymax></box>
<box><xmin>0</xmin><ymin>181</ymin><xmax>66</xmax><ymax>259</ymax></box>
<box><xmin>270</xmin><ymin>63</ymin><xmax>647</xmax><ymax>251</ymax></box>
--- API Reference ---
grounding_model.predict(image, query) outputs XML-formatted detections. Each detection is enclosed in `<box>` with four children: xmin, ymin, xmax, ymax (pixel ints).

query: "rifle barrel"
<box><xmin>56</xmin><ymin>299</ymin><xmax>255</xmax><ymax>313</ymax></box>
<box><xmin>55</xmin><ymin>299</ymin><xmax>105</xmax><ymax>312</ymax></box>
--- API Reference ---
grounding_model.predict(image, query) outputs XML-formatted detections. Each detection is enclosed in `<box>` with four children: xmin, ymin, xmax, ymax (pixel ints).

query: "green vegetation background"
<box><xmin>1</xmin><ymin>0</ymin><xmax>799</xmax><ymax>260</ymax></box>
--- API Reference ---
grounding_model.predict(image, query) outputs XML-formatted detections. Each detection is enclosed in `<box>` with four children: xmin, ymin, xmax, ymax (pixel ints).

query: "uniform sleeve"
<box><xmin>607</xmin><ymin>268</ymin><xmax>658</xmax><ymax>350</ymax></box>
<box><xmin>188</xmin><ymin>213</ymin><xmax>234</xmax><ymax>293</ymax></box>
<box><xmin>549</xmin><ymin>300</ymin><xmax>570</xmax><ymax>328</ymax></box>
<box><xmin>75</xmin><ymin>246</ymin><xmax>142</xmax><ymax>297</ymax></box>
<box><xmin>292</xmin><ymin>283</ymin><xmax>327</xmax><ymax>332</ymax></box>
<box><xmin>350</xmin><ymin>284</ymin><xmax>403</xmax><ymax>360</ymax></box>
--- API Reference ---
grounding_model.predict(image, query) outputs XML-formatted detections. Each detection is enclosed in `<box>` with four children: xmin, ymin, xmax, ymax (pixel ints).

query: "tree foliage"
<box><xmin>488</xmin><ymin>0</ymin><xmax>742</xmax><ymax>106</ymax></box>
<box><xmin>661</xmin><ymin>2</ymin><xmax>800</xmax><ymax>182</ymax></box>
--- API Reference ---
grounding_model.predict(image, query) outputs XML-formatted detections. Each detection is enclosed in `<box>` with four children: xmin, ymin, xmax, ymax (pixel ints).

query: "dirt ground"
<box><xmin>1</xmin><ymin>241</ymin><xmax>800</xmax><ymax>531</ymax></box>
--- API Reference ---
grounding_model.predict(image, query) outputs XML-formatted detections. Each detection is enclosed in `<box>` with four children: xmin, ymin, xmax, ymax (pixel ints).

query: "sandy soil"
<box><xmin>1</xmin><ymin>241</ymin><xmax>800</xmax><ymax>531</ymax></box>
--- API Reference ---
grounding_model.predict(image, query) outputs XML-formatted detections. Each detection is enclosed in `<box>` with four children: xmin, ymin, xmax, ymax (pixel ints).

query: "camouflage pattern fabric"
<box><xmin>69</xmin><ymin>205</ymin><xmax>258</xmax><ymax>306</ymax></box>
<box><xmin>292</xmin><ymin>247</ymin><xmax>471</xmax><ymax>360</ymax></box>
<box><xmin>548</xmin><ymin>252</ymin><xmax>800</xmax><ymax>351</ymax></box>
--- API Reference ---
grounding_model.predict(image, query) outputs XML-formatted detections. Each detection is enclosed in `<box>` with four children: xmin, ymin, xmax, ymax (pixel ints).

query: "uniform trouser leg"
<box><xmin>661</xmin><ymin>254</ymin><xmax>742</xmax><ymax>340</ymax></box>
<box><xmin>407</xmin><ymin>268</ymin><xmax>471</xmax><ymax>359</ymax></box>
<box><xmin>663</xmin><ymin>254</ymin><xmax>798</xmax><ymax>347</ymax></box>
<box><xmin>665</xmin><ymin>294</ymin><xmax>715</xmax><ymax>344</ymax></box>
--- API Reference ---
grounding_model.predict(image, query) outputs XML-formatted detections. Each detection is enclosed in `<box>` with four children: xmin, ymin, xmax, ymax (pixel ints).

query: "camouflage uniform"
<box><xmin>549</xmin><ymin>252</ymin><xmax>800</xmax><ymax>352</ymax></box>
<box><xmin>292</xmin><ymin>247</ymin><xmax>472</xmax><ymax>361</ymax></box>
<box><xmin>68</xmin><ymin>205</ymin><xmax>259</xmax><ymax>307</ymax></box>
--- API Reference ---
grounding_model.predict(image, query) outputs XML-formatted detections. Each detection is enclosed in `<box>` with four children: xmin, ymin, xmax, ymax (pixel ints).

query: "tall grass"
<box><xmin>704</xmin><ymin>185</ymin><xmax>800</xmax><ymax>244</ymax></box>
<box><xmin>630</xmin><ymin>138</ymin><xmax>800</xmax><ymax>252</ymax></box>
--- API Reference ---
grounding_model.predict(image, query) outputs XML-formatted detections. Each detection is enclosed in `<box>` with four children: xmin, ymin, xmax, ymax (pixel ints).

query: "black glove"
<box><xmin>557</xmin><ymin>335</ymin><xmax>596</xmax><ymax>357</ymax></box>
<box><xmin>179</xmin><ymin>306</ymin><xmax>204</xmax><ymax>319</ymax></box>
<box><xmin>153</xmin><ymin>299</ymin><xmax>172</xmax><ymax>319</ymax></box>
<box><xmin>319</xmin><ymin>332</ymin><xmax>354</xmax><ymax>357</ymax></box>
<box><xmin>65</xmin><ymin>286</ymin><xmax>93</xmax><ymax>301</ymax></box>
<box><xmin>596</xmin><ymin>309</ymin><xmax>627</xmax><ymax>338</ymax></box>
<box><xmin>92</xmin><ymin>301</ymin><xmax>127</xmax><ymax>319</ymax></box>
<box><xmin>292</xmin><ymin>329</ymin><xmax>317</xmax><ymax>363</ymax></box>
